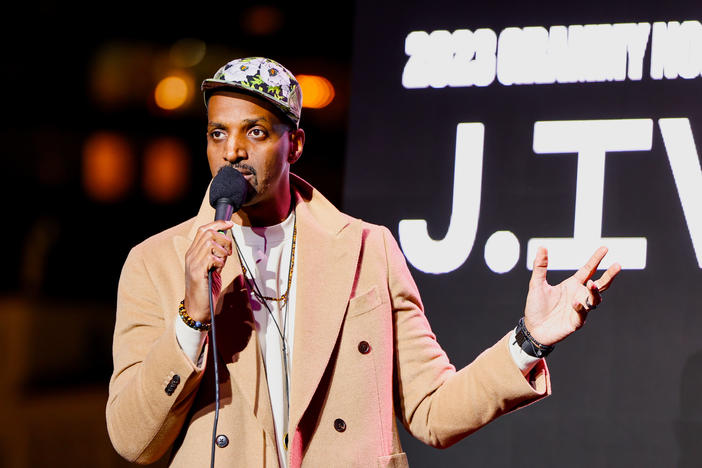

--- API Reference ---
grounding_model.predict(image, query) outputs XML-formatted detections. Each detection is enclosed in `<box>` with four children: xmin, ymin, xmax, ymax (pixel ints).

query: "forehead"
<box><xmin>207</xmin><ymin>90</ymin><xmax>285</xmax><ymax>125</ymax></box>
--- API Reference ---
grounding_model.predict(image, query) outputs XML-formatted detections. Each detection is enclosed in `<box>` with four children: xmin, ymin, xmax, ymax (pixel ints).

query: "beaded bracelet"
<box><xmin>178</xmin><ymin>299</ymin><xmax>211</xmax><ymax>332</ymax></box>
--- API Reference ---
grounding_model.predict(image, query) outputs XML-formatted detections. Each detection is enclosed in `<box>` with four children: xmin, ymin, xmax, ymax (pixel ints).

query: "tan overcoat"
<box><xmin>107</xmin><ymin>175</ymin><xmax>550</xmax><ymax>467</ymax></box>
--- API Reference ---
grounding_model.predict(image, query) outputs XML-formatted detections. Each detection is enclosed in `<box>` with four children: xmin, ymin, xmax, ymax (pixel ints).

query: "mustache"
<box><xmin>229</xmin><ymin>164</ymin><xmax>257</xmax><ymax>188</ymax></box>
<box><xmin>230</xmin><ymin>164</ymin><xmax>257</xmax><ymax>177</ymax></box>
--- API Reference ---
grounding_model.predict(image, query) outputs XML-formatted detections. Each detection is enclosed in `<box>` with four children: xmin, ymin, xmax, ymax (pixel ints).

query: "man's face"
<box><xmin>206</xmin><ymin>90</ymin><xmax>303</xmax><ymax>209</ymax></box>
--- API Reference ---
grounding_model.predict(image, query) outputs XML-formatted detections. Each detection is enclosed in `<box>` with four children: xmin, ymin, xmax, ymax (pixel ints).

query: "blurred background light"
<box><xmin>297</xmin><ymin>74</ymin><xmax>335</xmax><ymax>108</ymax></box>
<box><xmin>154</xmin><ymin>73</ymin><xmax>194</xmax><ymax>110</ymax></box>
<box><xmin>90</xmin><ymin>43</ymin><xmax>154</xmax><ymax>109</ymax></box>
<box><xmin>170</xmin><ymin>38</ymin><xmax>207</xmax><ymax>68</ymax></box>
<box><xmin>241</xmin><ymin>5</ymin><xmax>284</xmax><ymax>36</ymax></box>
<box><xmin>143</xmin><ymin>138</ymin><xmax>190</xmax><ymax>203</ymax></box>
<box><xmin>82</xmin><ymin>132</ymin><xmax>135</xmax><ymax>202</ymax></box>
<box><xmin>91</xmin><ymin>45</ymin><xmax>134</xmax><ymax>107</ymax></box>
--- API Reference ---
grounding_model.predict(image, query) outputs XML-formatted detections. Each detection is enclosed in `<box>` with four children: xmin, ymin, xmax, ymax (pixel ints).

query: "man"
<box><xmin>107</xmin><ymin>57</ymin><xmax>620</xmax><ymax>467</ymax></box>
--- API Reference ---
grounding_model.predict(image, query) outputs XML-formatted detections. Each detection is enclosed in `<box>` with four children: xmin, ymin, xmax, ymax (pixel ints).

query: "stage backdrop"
<box><xmin>343</xmin><ymin>1</ymin><xmax>702</xmax><ymax>466</ymax></box>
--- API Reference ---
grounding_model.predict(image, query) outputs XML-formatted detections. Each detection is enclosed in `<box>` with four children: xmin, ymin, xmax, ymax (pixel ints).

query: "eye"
<box><xmin>249</xmin><ymin>128</ymin><xmax>267</xmax><ymax>139</ymax></box>
<box><xmin>209</xmin><ymin>129</ymin><xmax>225</xmax><ymax>140</ymax></box>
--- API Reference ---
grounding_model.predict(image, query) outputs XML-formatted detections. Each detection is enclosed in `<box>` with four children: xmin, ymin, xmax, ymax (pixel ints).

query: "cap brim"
<box><xmin>201</xmin><ymin>79</ymin><xmax>298</xmax><ymax>127</ymax></box>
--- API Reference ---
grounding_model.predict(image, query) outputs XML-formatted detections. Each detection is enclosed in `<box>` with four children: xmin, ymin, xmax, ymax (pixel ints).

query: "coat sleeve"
<box><xmin>383</xmin><ymin>227</ymin><xmax>550</xmax><ymax>449</ymax></box>
<box><xmin>106</xmin><ymin>244</ymin><xmax>207</xmax><ymax>464</ymax></box>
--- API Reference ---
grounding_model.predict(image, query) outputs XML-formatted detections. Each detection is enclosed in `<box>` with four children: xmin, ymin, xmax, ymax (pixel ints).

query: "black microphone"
<box><xmin>209</xmin><ymin>166</ymin><xmax>248</xmax><ymax>222</ymax></box>
<box><xmin>206</xmin><ymin>165</ymin><xmax>247</xmax><ymax>468</ymax></box>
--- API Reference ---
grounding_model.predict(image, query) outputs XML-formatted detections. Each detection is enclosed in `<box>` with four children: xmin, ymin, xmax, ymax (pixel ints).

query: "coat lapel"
<box><xmin>288</xmin><ymin>179</ymin><xmax>363</xmax><ymax>439</ymax></box>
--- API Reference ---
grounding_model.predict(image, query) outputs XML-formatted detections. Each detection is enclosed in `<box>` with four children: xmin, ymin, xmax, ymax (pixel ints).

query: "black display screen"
<box><xmin>344</xmin><ymin>1</ymin><xmax>702</xmax><ymax>466</ymax></box>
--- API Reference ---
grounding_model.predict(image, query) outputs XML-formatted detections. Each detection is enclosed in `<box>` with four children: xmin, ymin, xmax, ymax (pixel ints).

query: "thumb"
<box><xmin>530</xmin><ymin>247</ymin><xmax>549</xmax><ymax>285</ymax></box>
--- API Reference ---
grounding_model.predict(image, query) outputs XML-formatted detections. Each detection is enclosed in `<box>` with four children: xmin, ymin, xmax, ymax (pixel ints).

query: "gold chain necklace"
<box><xmin>236</xmin><ymin>214</ymin><xmax>296</xmax><ymax>304</ymax></box>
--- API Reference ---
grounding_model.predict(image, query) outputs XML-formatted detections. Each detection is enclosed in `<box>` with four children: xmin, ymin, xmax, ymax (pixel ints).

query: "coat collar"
<box><xmin>174</xmin><ymin>174</ymin><xmax>363</xmax><ymax>453</ymax></box>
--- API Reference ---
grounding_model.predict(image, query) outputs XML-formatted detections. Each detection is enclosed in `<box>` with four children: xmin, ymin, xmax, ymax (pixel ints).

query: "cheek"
<box><xmin>261</xmin><ymin>143</ymin><xmax>290</xmax><ymax>176</ymax></box>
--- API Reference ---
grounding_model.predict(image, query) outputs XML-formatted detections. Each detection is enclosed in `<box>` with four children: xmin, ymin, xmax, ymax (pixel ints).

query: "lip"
<box><xmin>233</xmin><ymin>168</ymin><xmax>253</xmax><ymax>177</ymax></box>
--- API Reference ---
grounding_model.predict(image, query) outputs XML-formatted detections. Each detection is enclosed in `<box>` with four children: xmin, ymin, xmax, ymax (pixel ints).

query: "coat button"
<box><xmin>358</xmin><ymin>341</ymin><xmax>371</xmax><ymax>354</ymax></box>
<box><xmin>164</xmin><ymin>374</ymin><xmax>181</xmax><ymax>396</ymax></box>
<box><xmin>334</xmin><ymin>418</ymin><xmax>346</xmax><ymax>432</ymax></box>
<box><xmin>216</xmin><ymin>434</ymin><xmax>229</xmax><ymax>448</ymax></box>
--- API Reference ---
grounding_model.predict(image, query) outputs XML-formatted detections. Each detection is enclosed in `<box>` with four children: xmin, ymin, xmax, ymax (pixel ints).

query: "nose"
<box><xmin>224</xmin><ymin>134</ymin><xmax>248</xmax><ymax>164</ymax></box>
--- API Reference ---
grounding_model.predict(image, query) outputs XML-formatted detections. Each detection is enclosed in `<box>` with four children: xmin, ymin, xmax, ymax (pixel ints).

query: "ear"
<box><xmin>288</xmin><ymin>128</ymin><xmax>305</xmax><ymax>164</ymax></box>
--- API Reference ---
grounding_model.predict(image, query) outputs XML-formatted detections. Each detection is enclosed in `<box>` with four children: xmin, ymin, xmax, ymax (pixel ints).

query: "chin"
<box><xmin>241</xmin><ymin>192</ymin><xmax>265</xmax><ymax>209</ymax></box>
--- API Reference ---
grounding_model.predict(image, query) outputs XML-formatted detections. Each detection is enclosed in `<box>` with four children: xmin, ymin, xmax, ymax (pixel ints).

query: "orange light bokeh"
<box><xmin>297</xmin><ymin>75</ymin><xmax>335</xmax><ymax>109</ymax></box>
<box><xmin>154</xmin><ymin>75</ymin><xmax>192</xmax><ymax>110</ymax></box>
<box><xmin>241</xmin><ymin>6</ymin><xmax>284</xmax><ymax>36</ymax></box>
<box><xmin>91</xmin><ymin>43</ymin><xmax>154</xmax><ymax>109</ymax></box>
<box><xmin>169</xmin><ymin>38</ymin><xmax>206</xmax><ymax>68</ymax></box>
<box><xmin>82</xmin><ymin>132</ymin><xmax>135</xmax><ymax>202</ymax></box>
<box><xmin>143</xmin><ymin>138</ymin><xmax>189</xmax><ymax>203</ymax></box>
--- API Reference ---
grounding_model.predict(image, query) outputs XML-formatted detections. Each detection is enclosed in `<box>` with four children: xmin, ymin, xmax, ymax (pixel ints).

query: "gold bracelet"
<box><xmin>178</xmin><ymin>299</ymin><xmax>211</xmax><ymax>331</ymax></box>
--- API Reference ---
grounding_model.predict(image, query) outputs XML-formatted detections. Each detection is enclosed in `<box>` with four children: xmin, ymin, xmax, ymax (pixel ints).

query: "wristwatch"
<box><xmin>515</xmin><ymin>317</ymin><xmax>554</xmax><ymax>358</ymax></box>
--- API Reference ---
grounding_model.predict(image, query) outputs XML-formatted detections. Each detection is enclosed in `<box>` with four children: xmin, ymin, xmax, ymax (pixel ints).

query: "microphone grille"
<box><xmin>209</xmin><ymin>166</ymin><xmax>248</xmax><ymax>211</ymax></box>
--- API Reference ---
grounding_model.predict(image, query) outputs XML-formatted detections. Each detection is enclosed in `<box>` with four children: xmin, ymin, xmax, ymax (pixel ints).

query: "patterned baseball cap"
<box><xmin>201</xmin><ymin>57</ymin><xmax>303</xmax><ymax>127</ymax></box>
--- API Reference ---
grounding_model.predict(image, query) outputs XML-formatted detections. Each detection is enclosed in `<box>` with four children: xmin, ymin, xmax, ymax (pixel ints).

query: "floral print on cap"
<box><xmin>202</xmin><ymin>57</ymin><xmax>302</xmax><ymax>127</ymax></box>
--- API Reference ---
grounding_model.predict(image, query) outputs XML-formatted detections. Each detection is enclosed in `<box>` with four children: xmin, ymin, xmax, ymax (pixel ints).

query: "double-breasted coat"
<box><xmin>107</xmin><ymin>175</ymin><xmax>550</xmax><ymax>467</ymax></box>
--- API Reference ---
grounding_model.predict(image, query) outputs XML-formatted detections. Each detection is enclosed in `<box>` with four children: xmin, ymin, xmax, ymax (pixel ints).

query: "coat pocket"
<box><xmin>377</xmin><ymin>452</ymin><xmax>409</xmax><ymax>468</ymax></box>
<box><xmin>347</xmin><ymin>286</ymin><xmax>382</xmax><ymax>318</ymax></box>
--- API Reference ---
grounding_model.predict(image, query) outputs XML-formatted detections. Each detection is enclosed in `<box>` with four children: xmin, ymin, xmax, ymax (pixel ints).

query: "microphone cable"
<box><xmin>208</xmin><ymin>270</ymin><xmax>220</xmax><ymax>468</ymax></box>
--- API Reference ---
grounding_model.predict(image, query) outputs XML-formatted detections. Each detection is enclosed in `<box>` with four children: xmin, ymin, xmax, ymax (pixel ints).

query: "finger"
<box><xmin>208</xmin><ymin>254</ymin><xmax>226</xmax><ymax>273</ymax></box>
<box><xmin>576</xmin><ymin>282</ymin><xmax>600</xmax><ymax>312</ymax></box>
<box><xmin>188</xmin><ymin>241</ymin><xmax>228</xmax><ymax>276</ymax></box>
<box><xmin>210</xmin><ymin>220</ymin><xmax>235</xmax><ymax>232</ymax></box>
<box><xmin>209</xmin><ymin>240</ymin><xmax>230</xmax><ymax>259</ymax></box>
<box><xmin>194</xmin><ymin>221</ymin><xmax>234</xmax><ymax>241</ymax></box>
<box><xmin>571</xmin><ymin>298</ymin><xmax>590</xmax><ymax>319</ymax></box>
<box><xmin>530</xmin><ymin>247</ymin><xmax>549</xmax><ymax>285</ymax></box>
<box><xmin>573</xmin><ymin>246</ymin><xmax>608</xmax><ymax>284</ymax></box>
<box><xmin>586</xmin><ymin>280</ymin><xmax>602</xmax><ymax>307</ymax></box>
<box><xmin>192</xmin><ymin>228</ymin><xmax>233</xmax><ymax>256</ymax></box>
<box><xmin>211</xmin><ymin>231</ymin><xmax>233</xmax><ymax>253</ymax></box>
<box><xmin>593</xmin><ymin>262</ymin><xmax>621</xmax><ymax>293</ymax></box>
<box><xmin>584</xmin><ymin>294</ymin><xmax>599</xmax><ymax>310</ymax></box>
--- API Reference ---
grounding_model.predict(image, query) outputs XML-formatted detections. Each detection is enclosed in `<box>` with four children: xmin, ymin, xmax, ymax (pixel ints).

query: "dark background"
<box><xmin>1</xmin><ymin>1</ymin><xmax>701</xmax><ymax>467</ymax></box>
<box><xmin>0</xmin><ymin>3</ymin><xmax>353</xmax><ymax>467</ymax></box>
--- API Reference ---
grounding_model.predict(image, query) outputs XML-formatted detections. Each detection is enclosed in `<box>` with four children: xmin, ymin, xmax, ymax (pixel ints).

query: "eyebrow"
<box><xmin>207</xmin><ymin>117</ymin><xmax>270</xmax><ymax>128</ymax></box>
<box><xmin>243</xmin><ymin>117</ymin><xmax>270</xmax><ymax>126</ymax></box>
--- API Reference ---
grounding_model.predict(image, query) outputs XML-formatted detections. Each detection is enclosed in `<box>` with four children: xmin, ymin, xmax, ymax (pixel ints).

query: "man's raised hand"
<box><xmin>523</xmin><ymin>246</ymin><xmax>622</xmax><ymax>347</ymax></box>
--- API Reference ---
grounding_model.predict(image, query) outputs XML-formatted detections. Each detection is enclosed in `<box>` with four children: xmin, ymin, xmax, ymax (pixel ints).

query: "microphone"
<box><xmin>209</xmin><ymin>166</ymin><xmax>248</xmax><ymax>222</ymax></box>
<box><xmin>206</xmin><ymin>165</ymin><xmax>247</xmax><ymax>468</ymax></box>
